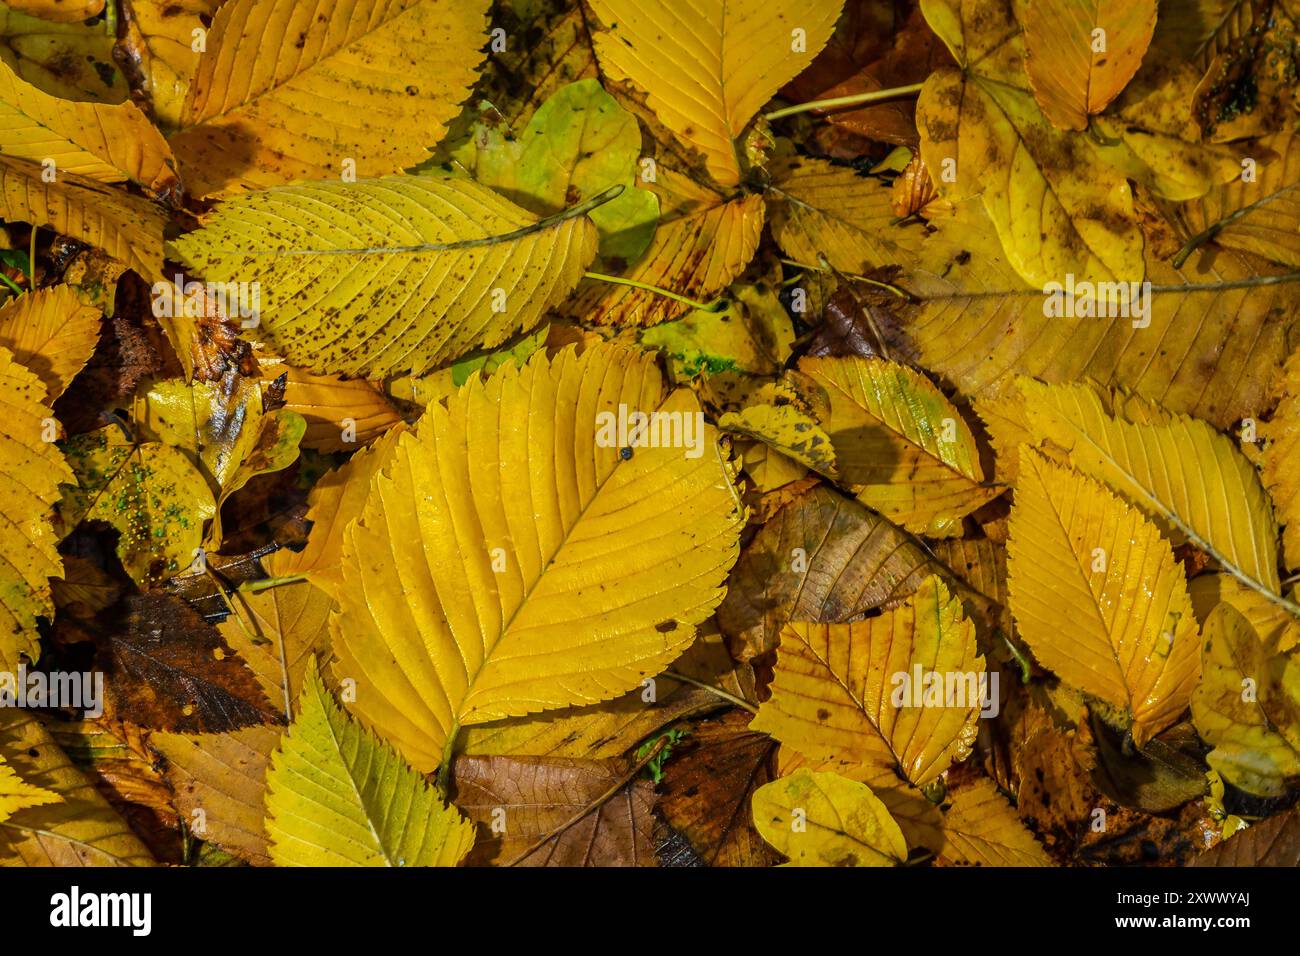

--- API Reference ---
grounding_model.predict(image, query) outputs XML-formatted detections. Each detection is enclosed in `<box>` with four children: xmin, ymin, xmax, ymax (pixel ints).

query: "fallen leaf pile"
<box><xmin>0</xmin><ymin>0</ymin><xmax>1299</xmax><ymax>869</ymax></box>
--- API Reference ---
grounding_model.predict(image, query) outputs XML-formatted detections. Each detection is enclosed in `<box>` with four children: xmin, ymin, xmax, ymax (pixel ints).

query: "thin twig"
<box><xmin>764</xmin><ymin>83</ymin><xmax>924</xmax><ymax>122</ymax></box>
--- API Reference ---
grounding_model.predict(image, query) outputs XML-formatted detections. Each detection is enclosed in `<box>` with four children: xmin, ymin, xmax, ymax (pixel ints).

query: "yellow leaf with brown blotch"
<box><xmin>751</xmin><ymin>574</ymin><xmax>983</xmax><ymax>787</ymax></box>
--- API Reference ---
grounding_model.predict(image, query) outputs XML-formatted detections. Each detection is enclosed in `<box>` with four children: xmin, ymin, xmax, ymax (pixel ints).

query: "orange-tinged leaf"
<box><xmin>1022</xmin><ymin>0</ymin><xmax>1157</xmax><ymax>131</ymax></box>
<box><xmin>1007</xmin><ymin>449</ymin><xmax>1201</xmax><ymax>745</ymax></box>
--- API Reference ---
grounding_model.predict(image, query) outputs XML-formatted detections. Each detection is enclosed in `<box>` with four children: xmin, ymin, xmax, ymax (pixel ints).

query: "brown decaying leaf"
<box><xmin>717</xmin><ymin>484</ymin><xmax>931</xmax><ymax>660</ymax></box>
<box><xmin>453</xmin><ymin>754</ymin><xmax>656</xmax><ymax>867</ymax></box>
<box><xmin>657</xmin><ymin>711</ymin><xmax>779</xmax><ymax>867</ymax></box>
<box><xmin>104</xmin><ymin>594</ymin><xmax>280</xmax><ymax>733</ymax></box>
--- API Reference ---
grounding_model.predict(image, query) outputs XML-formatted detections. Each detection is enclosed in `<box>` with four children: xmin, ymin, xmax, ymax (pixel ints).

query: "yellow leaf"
<box><xmin>331</xmin><ymin>344</ymin><xmax>744</xmax><ymax>772</ymax></box>
<box><xmin>0</xmin><ymin>6</ymin><xmax>125</xmax><ymax>103</ymax></box>
<box><xmin>767</xmin><ymin>152</ymin><xmax>928</xmax><ymax>273</ymax></box>
<box><xmin>1019</xmin><ymin>379</ymin><xmax>1284</xmax><ymax>602</ymax></box>
<box><xmin>2</xmin><ymin>0</ymin><xmax>104</xmax><ymax>23</ymax></box>
<box><xmin>119</xmin><ymin>1</ymin><xmax>223</xmax><ymax>131</ymax></box>
<box><xmin>802</xmin><ymin>355</ymin><xmax>998</xmax><ymax>536</ymax></box>
<box><xmin>0</xmin><ymin>58</ymin><xmax>177</xmax><ymax>193</ymax></box>
<box><xmin>260</xmin><ymin>360</ymin><xmax>402</xmax><ymax>453</ymax></box>
<box><xmin>264</xmin><ymin>661</ymin><xmax>475</xmax><ymax>867</ymax></box>
<box><xmin>271</xmin><ymin>424</ymin><xmax>406</xmax><ymax>600</ymax></box>
<box><xmin>1006</xmin><ymin>449</ymin><xmax>1201</xmax><ymax>745</ymax></box>
<box><xmin>938</xmin><ymin>777</ymin><xmax>1054</xmax><ymax>866</ymax></box>
<box><xmin>1021</xmin><ymin>0</ymin><xmax>1157</xmax><ymax>130</ymax></box>
<box><xmin>58</xmin><ymin>428</ymin><xmax>215</xmax><ymax>587</ymax></box>
<box><xmin>168</xmin><ymin>0</ymin><xmax>490</xmax><ymax>197</ymax></box>
<box><xmin>585</xmin><ymin>0</ymin><xmax>843</xmax><ymax>187</ymax></box>
<box><xmin>0</xmin><ymin>751</ymin><xmax>57</xmax><ymax>823</ymax></box>
<box><xmin>1190</xmin><ymin>574</ymin><xmax>1300</xmax><ymax>655</ymax></box>
<box><xmin>776</xmin><ymin>749</ymin><xmax>946</xmax><ymax>854</ymax></box>
<box><xmin>168</xmin><ymin>175</ymin><xmax>598</xmax><ymax>377</ymax></box>
<box><xmin>0</xmin><ymin>346</ymin><xmax>71</xmax><ymax>670</ymax></box>
<box><xmin>222</xmin><ymin>564</ymin><xmax>333</xmax><ymax>719</ymax></box>
<box><xmin>1261</xmin><ymin>347</ymin><xmax>1300</xmax><ymax>571</ymax></box>
<box><xmin>1191</xmin><ymin>603</ymin><xmax>1300</xmax><ymax>796</ymax></box>
<box><xmin>0</xmin><ymin>155</ymin><xmax>164</xmax><ymax>277</ymax></box>
<box><xmin>751</xmin><ymin>574</ymin><xmax>983</xmax><ymax>787</ymax></box>
<box><xmin>917</xmin><ymin>1</ymin><xmax>1142</xmax><ymax>285</ymax></box>
<box><xmin>916</xmin><ymin>0</ymin><xmax>1235</xmax><ymax>287</ymax></box>
<box><xmin>1166</xmin><ymin>129</ymin><xmax>1300</xmax><ymax>269</ymax></box>
<box><xmin>887</xmin><ymin>204</ymin><xmax>1299</xmax><ymax>428</ymax></box>
<box><xmin>563</xmin><ymin>172</ymin><xmax>764</xmax><ymax>327</ymax></box>
<box><xmin>0</xmin><ymin>285</ymin><xmax>99</xmax><ymax>400</ymax></box>
<box><xmin>151</xmin><ymin>725</ymin><xmax>280</xmax><ymax>866</ymax></box>
<box><xmin>751</xmin><ymin>768</ymin><xmax>907</xmax><ymax>866</ymax></box>
<box><xmin>0</xmin><ymin>709</ymin><xmax>154</xmax><ymax>866</ymax></box>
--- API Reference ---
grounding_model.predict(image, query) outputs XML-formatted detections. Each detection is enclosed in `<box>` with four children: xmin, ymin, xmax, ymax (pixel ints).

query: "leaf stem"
<box><xmin>777</xmin><ymin>256</ymin><xmax>912</xmax><ymax>300</ymax></box>
<box><xmin>434</xmin><ymin>723</ymin><xmax>460</xmax><ymax>801</ymax></box>
<box><xmin>664</xmin><ymin>670</ymin><xmax>757</xmax><ymax>714</ymax></box>
<box><xmin>241</xmin><ymin>573</ymin><xmax>307</xmax><ymax>594</ymax></box>
<box><xmin>0</xmin><ymin>272</ymin><xmax>21</xmax><ymax>296</ymax></box>
<box><xmin>258</xmin><ymin>185</ymin><xmax>626</xmax><ymax>256</ymax></box>
<box><xmin>1171</xmin><ymin>182</ymin><xmax>1300</xmax><ymax>268</ymax></box>
<box><xmin>582</xmin><ymin>271</ymin><xmax>727</xmax><ymax>311</ymax></box>
<box><xmin>764</xmin><ymin>83</ymin><xmax>924</xmax><ymax>122</ymax></box>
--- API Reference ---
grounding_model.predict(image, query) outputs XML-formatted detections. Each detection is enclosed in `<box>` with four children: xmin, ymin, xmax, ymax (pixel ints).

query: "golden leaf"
<box><xmin>168</xmin><ymin>0</ymin><xmax>490</xmax><ymax>196</ymax></box>
<box><xmin>585</xmin><ymin>0</ymin><xmax>843</xmax><ymax>187</ymax></box>
<box><xmin>802</xmin><ymin>355</ymin><xmax>999</xmax><ymax>536</ymax></box>
<box><xmin>168</xmin><ymin>175</ymin><xmax>598</xmax><ymax>377</ymax></box>
<box><xmin>1007</xmin><ymin>449</ymin><xmax>1201</xmax><ymax>745</ymax></box>
<box><xmin>0</xmin><ymin>346</ymin><xmax>71</xmax><ymax>670</ymax></box>
<box><xmin>1191</xmin><ymin>603</ymin><xmax>1300</xmax><ymax>796</ymax></box>
<box><xmin>331</xmin><ymin>344</ymin><xmax>744</xmax><ymax>771</ymax></box>
<box><xmin>1021</xmin><ymin>0</ymin><xmax>1157</xmax><ymax>131</ymax></box>
<box><xmin>0</xmin><ymin>285</ymin><xmax>99</xmax><ymax>400</ymax></box>
<box><xmin>751</xmin><ymin>768</ymin><xmax>907</xmax><ymax>866</ymax></box>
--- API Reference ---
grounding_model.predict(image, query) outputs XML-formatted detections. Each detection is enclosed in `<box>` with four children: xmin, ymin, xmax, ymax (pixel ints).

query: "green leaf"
<box><xmin>264</xmin><ymin>660</ymin><xmax>476</xmax><ymax>867</ymax></box>
<box><xmin>473</xmin><ymin>78</ymin><xmax>659</xmax><ymax>260</ymax></box>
